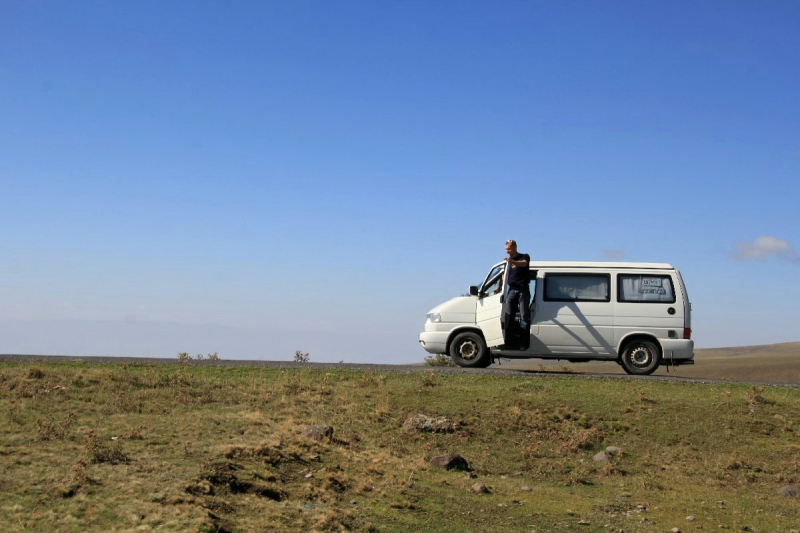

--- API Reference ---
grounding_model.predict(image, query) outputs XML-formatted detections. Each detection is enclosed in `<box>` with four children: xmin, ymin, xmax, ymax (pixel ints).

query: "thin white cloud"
<box><xmin>603</xmin><ymin>249</ymin><xmax>627</xmax><ymax>260</ymax></box>
<box><xmin>729</xmin><ymin>235</ymin><xmax>800</xmax><ymax>264</ymax></box>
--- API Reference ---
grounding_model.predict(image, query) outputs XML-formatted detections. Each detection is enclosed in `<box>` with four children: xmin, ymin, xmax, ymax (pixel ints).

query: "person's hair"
<box><xmin>505</xmin><ymin>239</ymin><xmax>517</xmax><ymax>247</ymax></box>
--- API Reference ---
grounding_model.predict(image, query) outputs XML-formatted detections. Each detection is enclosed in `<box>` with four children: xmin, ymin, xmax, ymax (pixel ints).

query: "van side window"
<box><xmin>618</xmin><ymin>274</ymin><xmax>676</xmax><ymax>303</ymax></box>
<box><xmin>544</xmin><ymin>274</ymin><xmax>610</xmax><ymax>302</ymax></box>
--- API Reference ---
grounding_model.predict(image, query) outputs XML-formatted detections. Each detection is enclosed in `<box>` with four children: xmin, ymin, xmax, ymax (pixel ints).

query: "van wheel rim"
<box><xmin>630</xmin><ymin>346</ymin><xmax>652</xmax><ymax>368</ymax></box>
<box><xmin>458</xmin><ymin>340</ymin><xmax>479</xmax><ymax>360</ymax></box>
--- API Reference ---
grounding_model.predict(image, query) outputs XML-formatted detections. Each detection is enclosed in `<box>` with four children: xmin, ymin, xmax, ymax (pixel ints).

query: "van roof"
<box><xmin>528</xmin><ymin>261</ymin><xmax>674</xmax><ymax>270</ymax></box>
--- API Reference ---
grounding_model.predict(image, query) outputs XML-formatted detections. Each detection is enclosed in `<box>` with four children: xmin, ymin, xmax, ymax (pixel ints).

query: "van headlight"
<box><xmin>426</xmin><ymin>313</ymin><xmax>441</xmax><ymax>323</ymax></box>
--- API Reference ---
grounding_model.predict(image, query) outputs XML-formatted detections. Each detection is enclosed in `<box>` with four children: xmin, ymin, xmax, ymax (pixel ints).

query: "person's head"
<box><xmin>505</xmin><ymin>239</ymin><xmax>517</xmax><ymax>256</ymax></box>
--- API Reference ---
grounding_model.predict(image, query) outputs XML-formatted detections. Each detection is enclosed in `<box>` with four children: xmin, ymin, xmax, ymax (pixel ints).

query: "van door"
<box><xmin>476</xmin><ymin>262</ymin><xmax>507</xmax><ymax>347</ymax></box>
<box><xmin>533</xmin><ymin>272</ymin><xmax>615</xmax><ymax>355</ymax></box>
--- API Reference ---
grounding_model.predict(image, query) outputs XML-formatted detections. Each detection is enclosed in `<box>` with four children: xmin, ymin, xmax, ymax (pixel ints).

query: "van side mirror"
<box><xmin>469</xmin><ymin>285</ymin><xmax>479</xmax><ymax>296</ymax></box>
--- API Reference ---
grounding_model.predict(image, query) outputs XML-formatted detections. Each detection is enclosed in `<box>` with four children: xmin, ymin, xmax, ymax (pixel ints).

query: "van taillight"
<box><xmin>683</xmin><ymin>328</ymin><xmax>692</xmax><ymax>340</ymax></box>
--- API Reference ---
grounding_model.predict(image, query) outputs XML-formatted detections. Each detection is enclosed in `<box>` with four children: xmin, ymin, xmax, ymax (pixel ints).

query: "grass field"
<box><xmin>2</xmin><ymin>361</ymin><xmax>800</xmax><ymax>532</ymax></box>
<box><xmin>504</xmin><ymin>342</ymin><xmax>800</xmax><ymax>384</ymax></box>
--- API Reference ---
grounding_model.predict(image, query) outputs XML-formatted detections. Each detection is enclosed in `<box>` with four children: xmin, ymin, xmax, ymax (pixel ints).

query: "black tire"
<box><xmin>620</xmin><ymin>339</ymin><xmax>661</xmax><ymax>375</ymax></box>
<box><xmin>449</xmin><ymin>332</ymin><xmax>491</xmax><ymax>368</ymax></box>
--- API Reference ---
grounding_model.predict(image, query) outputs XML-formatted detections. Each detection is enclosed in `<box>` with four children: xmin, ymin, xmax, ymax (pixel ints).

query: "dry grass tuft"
<box><xmin>359</xmin><ymin>372</ymin><xmax>388</xmax><ymax>387</ymax></box>
<box><xmin>6</xmin><ymin>402</ymin><xmax>23</xmax><ymax>425</ymax></box>
<box><xmin>419</xmin><ymin>373</ymin><xmax>439</xmax><ymax>388</ymax></box>
<box><xmin>125</xmin><ymin>425</ymin><xmax>146</xmax><ymax>440</ymax></box>
<box><xmin>84</xmin><ymin>431</ymin><xmax>128</xmax><ymax>464</ymax></box>
<box><xmin>26</xmin><ymin>367</ymin><xmax>45</xmax><ymax>379</ymax></box>
<box><xmin>560</xmin><ymin>426</ymin><xmax>603</xmax><ymax>453</ymax></box>
<box><xmin>35</xmin><ymin>411</ymin><xmax>76</xmax><ymax>441</ymax></box>
<box><xmin>58</xmin><ymin>458</ymin><xmax>91</xmax><ymax>498</ymax></box>
<box><xmin>747</xmin><ymin>386</ymin><xmax>775</xmax><ymax>408</ymax></box>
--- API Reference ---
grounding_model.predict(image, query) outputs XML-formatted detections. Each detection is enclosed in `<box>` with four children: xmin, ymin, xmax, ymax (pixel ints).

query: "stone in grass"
<box><xmin>403</xmin><ymin>414</ymin><xmax>457</xmax><ymax>434</ymax></box>
<box><xmin>472</xmin><ymin>482</ymin><xmax>489</xmax><ymax>494</ymax></box>
<box><xmin>593</xmin><ymin>451</ymin><xmax>609</xmax><ymax>463</ymax></box>
<box><xmin>671</xmin><ymin>528</ymin><xmax>681</xmax><ymax>533</ymax></box>
<box><xmin>303</xmin><ymin>425</ymin><xmax>334</xmax><ymax>442</ymax></box>
<box><xmin>521</xmin><ymin>485</ymin><xmax>531</xmax><ymax>492</ymax></box>
<box><xmin>605</xmin><ymin>446</ymin><xmax>623</xmax><ymax>457</ymax></box>
<box><xmin>687</xmin><ymin>516</ymin><xmax>696</xmax><ymax>521</ymax></box>
<box><xmin>779</xmin><ymin>485</ymin><xmax>800</xmax><ymax>497</ymax></box>
<box><xmin>430</xmin><ymin>453</ymin><xmax>470</xmax><ymax>471</ymax></box>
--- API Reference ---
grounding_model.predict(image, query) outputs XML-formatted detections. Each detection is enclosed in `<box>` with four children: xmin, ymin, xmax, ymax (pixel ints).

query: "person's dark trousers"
<box><xmin>503</xmin><ymin>288</ymin><xmax>531</xmax><ymax>347</ymax></box>
<box><xmin>506</xmin><ymin>288</ymin><xmax>531</xmax><ymax>330</ymax></box>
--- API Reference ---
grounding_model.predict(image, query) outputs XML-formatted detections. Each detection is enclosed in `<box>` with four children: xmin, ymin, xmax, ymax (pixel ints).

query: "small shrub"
<box><xmin>195</xmin><ymin>353</ymin><xmax>205</xmax><ymax>361</ymax></box>
<box><xmin>177</xmin><ymin>352</ymin><xmax>191</xmax><ymax>364</ymax></box>
<box><xmin>207</xmin><ymin>352</ymin><xmax>220</xmax><ymax>361</ymax></box>
<box><xmin>294</xmin><ymin>350</ymin><xmax>310</xmax><ymax>363</ymax></box>
<box><xmin>27</xmin><ymin>367</ymin><xmax>45</xmax><ymax>379</ymax></box>
<box><xmin>424</xmin><ymin>354</ymin><xmax>456</xmax><ymax>367</ymax></box>
<box><xmin>36</xmin><ymin>411</ymin><xmax>76</xmax><ymax>441</ymax></box>
<box><xmin>85</xmin><ymin>432</ymin><xmax>128</xmax><ymax>465</ymax></box>
<box><xmin>419</xmin><ymin>374</ymin><xmax>439</xmax><ymax>388</ymax></box>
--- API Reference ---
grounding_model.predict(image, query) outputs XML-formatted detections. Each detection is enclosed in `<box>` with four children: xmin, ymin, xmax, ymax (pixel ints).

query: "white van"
<box><xmin>419</xmin><ymin>261</ymin><xmax>693</xmax><ymax>375</ymax></box>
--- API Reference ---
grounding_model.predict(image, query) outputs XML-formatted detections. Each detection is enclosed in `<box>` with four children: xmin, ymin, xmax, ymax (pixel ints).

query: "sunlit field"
<box><xmin>2</xmin><ymin>360</ymin><xmax>799</xmax><ymax>532</ymax></box>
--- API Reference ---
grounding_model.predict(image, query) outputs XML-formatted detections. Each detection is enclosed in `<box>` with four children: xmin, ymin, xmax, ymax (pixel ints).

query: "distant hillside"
<box><xmin>694</xmin><ymin>341</ymin><xmax>800</xmax><ymax>358</ymax></box>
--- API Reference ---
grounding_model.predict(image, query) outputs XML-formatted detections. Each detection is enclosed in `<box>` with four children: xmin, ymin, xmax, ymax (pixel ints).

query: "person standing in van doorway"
<box><xmin>503</xmin><ymin>239</ymin><xmax>531</xmax><ymax>349</ymax></box>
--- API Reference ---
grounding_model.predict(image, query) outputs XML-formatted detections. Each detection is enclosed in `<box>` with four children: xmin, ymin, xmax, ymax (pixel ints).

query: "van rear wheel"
<box><xmin>620</xmin><ymin>340</ymin><xmax>660</xmax><ymax>376</ymax></box>
<box><xmin>450</xmin><ymin>332</ymin><xmax>491</xmax><ymax>368</ymax></box>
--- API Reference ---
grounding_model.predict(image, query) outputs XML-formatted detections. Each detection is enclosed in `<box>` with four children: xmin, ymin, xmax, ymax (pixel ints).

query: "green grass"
<box><xmin>1</xmin><ymin>361</ymin><xmax>799</xmax><ymax>532</ymax></box>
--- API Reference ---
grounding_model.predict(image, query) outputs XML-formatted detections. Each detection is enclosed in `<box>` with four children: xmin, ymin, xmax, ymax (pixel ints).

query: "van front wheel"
<box><xmin>450</xmin><ymin>332</ymin><xmax>491</xmax><ymax>368</ymax></box>
<box><xmin>620</xmin><ymin>340</ymin><xmax>660</xmax><ymax>376</ymax></box>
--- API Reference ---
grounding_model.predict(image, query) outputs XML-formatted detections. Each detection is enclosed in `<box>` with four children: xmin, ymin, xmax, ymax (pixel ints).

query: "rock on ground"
<box><xmin>471</xmin><ymin>482</ymin><xmax>489</xmax><ymax>494</ymax></box>
<box><xmin>593</xmin><ymin>451</ymin><xmax>609</xmax><ymax>463</ymax></box>
<box><xmin>779</xmin><ymin>485</ymin><xmax>800</xmax><ymax>497</ymax></box>
<box><xmin>302</xmin><ymin>425</ymin><xmax>334</xmax><ymax>442</ymax></box>
<box><xmin>430</xmin><ymin>453</ymin><xmax>470</xmax><ymax>471</ymax></box>
<box><xmin>403</xmin><ymin>414</ymin><xmax>457</xmax><ymax>433</ymax></box>
<box><xmin>605</xmin><ymin>446</ymin><xmax>623</xmax><ymax>456</ymax></box>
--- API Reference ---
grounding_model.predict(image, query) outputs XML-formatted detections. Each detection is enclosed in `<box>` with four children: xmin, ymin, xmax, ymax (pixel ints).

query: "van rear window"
<box><xmin>544</xmin><ymin>274</ymin><xmax>610</xmax><ymax>302</ymax></box>
<box><xmin>618</xmin><ymin>274</ymin><xmax>676</xmax><ymax>303</ymax></box>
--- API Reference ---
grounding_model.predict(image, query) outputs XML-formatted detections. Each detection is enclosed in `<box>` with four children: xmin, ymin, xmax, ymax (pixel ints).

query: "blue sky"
<box><xmin>1</xmin><ymin>1</ymin><xmax>798</xmax><ymax>362</ymax></box>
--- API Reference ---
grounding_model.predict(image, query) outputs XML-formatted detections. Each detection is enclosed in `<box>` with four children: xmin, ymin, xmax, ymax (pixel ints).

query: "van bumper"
<box><xmin>419</xmin><ymin>332</ymin><xmax>449</xmax><ymax>355</ymax></box>
<box><xmin>660</xmin><ymin>339</ymin><xmax>694</xmax><ymax>361</ymax></box>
